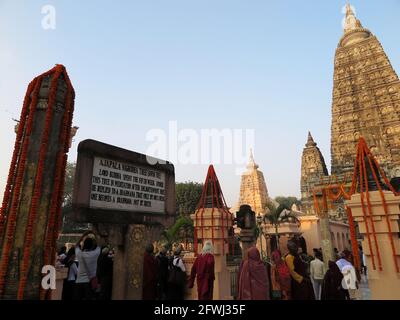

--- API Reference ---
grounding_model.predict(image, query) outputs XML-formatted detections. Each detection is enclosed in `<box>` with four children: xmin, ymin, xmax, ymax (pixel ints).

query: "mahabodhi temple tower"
<box><xmin>301</xmin><ymin>4</ymin><xmax>400</xmax><ymax>215</ymax></box>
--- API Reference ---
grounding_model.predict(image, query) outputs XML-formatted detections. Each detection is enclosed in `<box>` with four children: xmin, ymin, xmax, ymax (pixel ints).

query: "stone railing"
<box><xmin>227</xmin><ymin>264</ymin><xmax>239</xmax><ymax>300</ymax></box>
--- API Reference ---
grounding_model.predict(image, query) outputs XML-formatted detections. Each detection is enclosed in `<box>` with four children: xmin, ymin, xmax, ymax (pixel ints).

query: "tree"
<box><xmin>63</xmin><ymin>161</ymin><xmax>76</xmax><ymax>207</ymax></box>
<box><xmin>274</xmin><ymin>196</ymin><xmax>301</xmax><ymax>210</ymax></box>
<box><xmin>264</xmin><ymin>200</ymin><xmax>300</xmax><ymax>251</ymax></box>
<box><xmin>161</xmin><ymin>215</ymin><xmax>194</xmax><ymax>249</ymax></box>
<box><xmin>60</xmin><ymin>162</ymin><xmax>88</xmax><ymax>233</ymax></box>
<box><xmin>175</xmin><ymin>181</ymin><xmax>203</xmax><ymax>216</ymax></box>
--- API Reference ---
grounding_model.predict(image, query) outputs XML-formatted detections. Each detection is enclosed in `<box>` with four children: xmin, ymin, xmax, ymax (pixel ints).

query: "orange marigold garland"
<box><xmin>359</xmin><ymin>145</ymin><xmax>381</xmax><ymax>271</ymax></box>
<box><xmin>17</xmin><ymin>66</ymin><xmax>64</xmax><ymax>299</ymax></box>
<box><xmin>365</xmin><ymin>148</ymin><xmax>400</xmax><ymax>273</ymax></box>
<box><xmin>0</xmin><ymin>65</ymin><xmax>75</xmax><ymax>299</ymax></box>
<box><xmin>0</xmin><ymin>80</ymin><xmax>35</xmax><ymax>238</ymax></box>
<box><xmin>40</xmin><ymin>70</ymin><xmax>75</xmax><ymax>299</ymax></box>
<box><xmin>345</xmin><ymin>207</ymin><xmax>361</xmax><ymax>270</ymax></box>
<box><xmin>0</xmin><ymin>77</ymin><xmax>42</xmax><ymax>297</ymax></box>
<box><xmin>314</xmin><ymin>137</ymin><xmax>400</xmax><ymax>273</ymax></box>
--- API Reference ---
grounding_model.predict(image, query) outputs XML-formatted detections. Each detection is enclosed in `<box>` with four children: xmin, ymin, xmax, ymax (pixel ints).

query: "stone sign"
<box><xmin>73</xmin><ymin>139</ymin><xmax>175</xmax><ymax>224</ymax></box>
<box><xmin>90</xmin><ymin>157</ymin><xmax>166</xmax><ymax>213</ymax></box>
<box><xmin>72</xmin><ymin>139</ymin><xmax>176</xmax><ymax>300</ymax></box>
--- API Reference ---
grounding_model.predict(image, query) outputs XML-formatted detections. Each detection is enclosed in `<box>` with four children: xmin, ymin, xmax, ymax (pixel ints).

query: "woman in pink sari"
<box><xmin>238</xmin><ymin>246</ymin><xmax>270</xmax><ymax>300</ymax></box>
<box><xmin>270</xmin><ymin>250</ymin><xmax>291</xmax><ymax>300</ymax></box>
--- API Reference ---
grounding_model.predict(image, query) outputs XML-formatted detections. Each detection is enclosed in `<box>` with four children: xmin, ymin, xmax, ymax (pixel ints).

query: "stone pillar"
<box><xmin>50</xmin><ymin>267</ymin><xmax>68</xmax><ymax>300</ymax></box>
<box><xmin>0</xmin><ymin>65</ymin><xmax>75</xmax><ymax>299</ymax></box>
<box><xmin>239</xmin><ymin>229</ymin><xmax>255</xmax><ymax>259</ymax></box>
<box><xmin>317</xmin><ymin>190</ymin><xmax>335</xmax><ymax>268</ymax></box>
<box><xmin>319</xmin><ymin>216</ymin><xmax>335</xmax><ymax>268</ymax></box>
<box><xmin>94</xmin><ymin>223</ymin><xmax>146</xmax><ymax>300</ymax></box>
<box><xmin>192</xmin><ymin>209</ymin><xmax>233</xmax><ymax>300</ymax></box>
<box><xmin>346</xmin><ymin>191</ymin><xmax>400</xmax><ymax>300</ymax></box>
<box><xmin>183</xmin><ymin>252</ymin><xmax>197</xmax><ymax>300</ymax></box>
<box><xmin>125</xmin><ymin>224</ymin><xmax>145</xmax><ymax>300</ymax></box>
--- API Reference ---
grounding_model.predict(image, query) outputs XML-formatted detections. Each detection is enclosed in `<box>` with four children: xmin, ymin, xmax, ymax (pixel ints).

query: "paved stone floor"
<box><xmin>359</xmin><ymin>274</ymin><xmax>371</xmax><ymax>300</ymax></box>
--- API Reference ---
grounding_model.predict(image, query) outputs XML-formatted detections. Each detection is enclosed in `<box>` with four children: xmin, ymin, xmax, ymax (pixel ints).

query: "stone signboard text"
<box><xmin>90</xmin><ymin>157</ymin><xmax>165</xmax><ymax>213</ymax></box>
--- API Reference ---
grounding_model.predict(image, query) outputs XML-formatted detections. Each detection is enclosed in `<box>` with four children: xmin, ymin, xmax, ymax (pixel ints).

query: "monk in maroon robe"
<box><xmin>238</xmin><ymin>246</ymin><xmax>270</xmax><ymax>300</ymax></box>
<box><xmin>142</xmin><ymin>244</ymin><xmax>159</xmax><ymax>300</ymax></box>
<box><xmin>285</xmin><ymin>240</ymin><xmax>315</xmax><ymax>300</ymax></box>
<box><xmin>188</xmin><ymin>240</ymin><xmax>215</xmax><ymax>300</ymax></box>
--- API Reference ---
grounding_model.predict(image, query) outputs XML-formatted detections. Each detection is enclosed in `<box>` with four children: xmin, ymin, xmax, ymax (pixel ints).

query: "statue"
<box><xmin>236</xmin><ymin>205</ymin><xmax>256</xmax><ymax>230</ymax></box>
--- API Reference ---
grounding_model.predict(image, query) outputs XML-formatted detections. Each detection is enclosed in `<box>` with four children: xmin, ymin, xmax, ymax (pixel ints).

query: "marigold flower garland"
<box><xmin>0</xmin><ymin>65</ymin><xmax>75</xmax><ymax>299</ymax></box>
<box><xmin>313</xmin><ymin>137</ymin><xmax>400</xmax><ymax>273</ymax></box>
<box><xmin>40</xmin><ymin>68</ymin><xmax>75</xmax><ymax>299</ymax></box>
<box><xmin>0</xmin><ymin>77</ymin><xmax>42</xmax><ymax>297</ymax></box>
<box><xmin>17</xmin><ymin>66</ymin><xmax>64</xmax><ymax>299</ymax></box>
<box><xmin>0</xmin><ymin>80</ymin><xmax>35</xmax><ymax>238</ymax></box>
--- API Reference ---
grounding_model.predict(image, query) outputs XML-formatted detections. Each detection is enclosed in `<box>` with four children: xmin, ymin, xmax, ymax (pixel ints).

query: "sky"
<box><xmin>0</xmin><ymin>0</ymin><xmax>399</xmax><ymax>207</ymax></box>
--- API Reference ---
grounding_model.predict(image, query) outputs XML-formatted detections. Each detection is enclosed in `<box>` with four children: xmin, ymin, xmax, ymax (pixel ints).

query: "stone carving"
<box><xmin>233</xmin><ymin>150</ymin><xmax>271</xmax><ymax>216</ymax></box>
<box><xmin>300</xmin><ymin>133</ymin><xmax>329</xmax><ymax>214</ymax></box>
<box><xmin>300</xmin><ymin>4</ymin><xmax>400</xmax><ymax>219</ymax></box>
<box><xmin>129</xmin><ymin>225</ymin><xmax>145</xmax><ymax>290</ymax></box>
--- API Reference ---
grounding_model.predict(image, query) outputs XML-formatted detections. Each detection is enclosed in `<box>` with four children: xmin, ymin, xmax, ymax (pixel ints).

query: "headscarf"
<box><xmin>238</xmin><ymin>247</ymin><xmax>270</xmax><ymax>300</ymax></box>
<box><xmin>321</xmin><ymin>261</ymin><xmax>344</xmax><ymax>300</ymax></box>
<box><xmin>328</xmin><ymin>261</ymin><xmax>343</xmax><ymax>283</ymax></box>
<box><xmin>336</xmin><ymin>256</ymin><xmax>352</xmax><ymax>271</ymax></box>
<box><xmin>271</xmin><ymin>250</ymin><xmax>291</xmax><ymax>291</ymax></box>
<box><xmin>202</xmin><ymin>240</ymin><xmax>213</xmax><ymax>255</ymax></box>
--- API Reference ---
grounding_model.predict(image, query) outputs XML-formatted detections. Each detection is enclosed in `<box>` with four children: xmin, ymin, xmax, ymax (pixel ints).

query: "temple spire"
<box><xmin>306</xmin><ymin>131</ymin><xmax>317</xmax><ymax>147</ymax></box>
<box><xmin>247</xmin><ymin>148</ymin><xmax>259</xmax><ymax>170</ymax></box>
<box><xmin>343</xmin><ymin>2</ymin><xmax>362</xmax><ymax>32</ymax></box>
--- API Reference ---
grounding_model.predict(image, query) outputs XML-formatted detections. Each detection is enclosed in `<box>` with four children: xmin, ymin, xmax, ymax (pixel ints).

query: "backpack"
<box><xmin>167</xmin><ymin>258</ymin><xmax>186</xmax><ymax>286</ymax></box>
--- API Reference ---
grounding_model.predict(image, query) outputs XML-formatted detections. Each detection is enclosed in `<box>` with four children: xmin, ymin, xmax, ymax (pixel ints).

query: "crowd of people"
<box><xmin>56</xmin><ymin>231</ymin><xmax>364</xmax><ymax>301</ymax></box>
<box><xmin>57</xmin><ymin>231</ymin><xmax>114</xmax><ymax>300</ymax></box>
<box><xmin>142</xmin><ymin>240</ymin><xmax>215</xmax><ymax>300</ymax></box>
<box><xmin>237</xmin><ymin>240</ymin><xmax>364</xmax><ymax>301</ymax></box>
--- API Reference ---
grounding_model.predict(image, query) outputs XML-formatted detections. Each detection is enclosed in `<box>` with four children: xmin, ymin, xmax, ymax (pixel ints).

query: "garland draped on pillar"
<box><xmin>313</xmin><ymin>137</ymin><xmax>399</xmax><ymax>273</ymax></box>
<box><xmin>0</xmin><ymin>65</ymin><xmax>75</xmax><ymax>299</ymax></box>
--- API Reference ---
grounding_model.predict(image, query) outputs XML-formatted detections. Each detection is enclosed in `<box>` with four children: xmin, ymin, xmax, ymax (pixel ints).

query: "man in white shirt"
<box><xmin>310</xmin><ymin>251</ymin><xmax>325</xmax><ymax>300</ymax></box>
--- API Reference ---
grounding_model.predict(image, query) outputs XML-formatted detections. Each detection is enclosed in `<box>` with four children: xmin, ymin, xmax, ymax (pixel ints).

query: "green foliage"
<box><xmin>274</xmin><ymin>196</ymin><xmax>301</xmax><ymax>209</ymax></box>
<box><xmin>162</xmin><ymin>215</ymin><xmax>194</xmax><ymax>248</ymax></box>
<box><xmin>175</xmin><ymin>181</ymin><xmax>203</xmax><ymax>216</ymax></box>
<box><xmin>61</xmin><ymin>162</ymin><xmax>89</xmax><ymax>233</ymax></box>
<box><xmin>264</xmin><ymin>200</ymin><xmax>300</xmax><ymax>226</ymax></box>
<box><xmin>63</xmin><ymin>161</ymin><xmax>76</xmax><ymax>207</ymax></box>
<box><xmin>264</xmin><ymin>200</ymin><xmax>300</xmax><ymax>250</ymax></box>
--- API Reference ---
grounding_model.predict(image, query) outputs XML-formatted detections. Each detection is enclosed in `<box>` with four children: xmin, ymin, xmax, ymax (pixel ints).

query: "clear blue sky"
<box><xmin>0</xmin><ymin>1</ymin><xmax>399</xmax><ymax>206</ymax></box>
